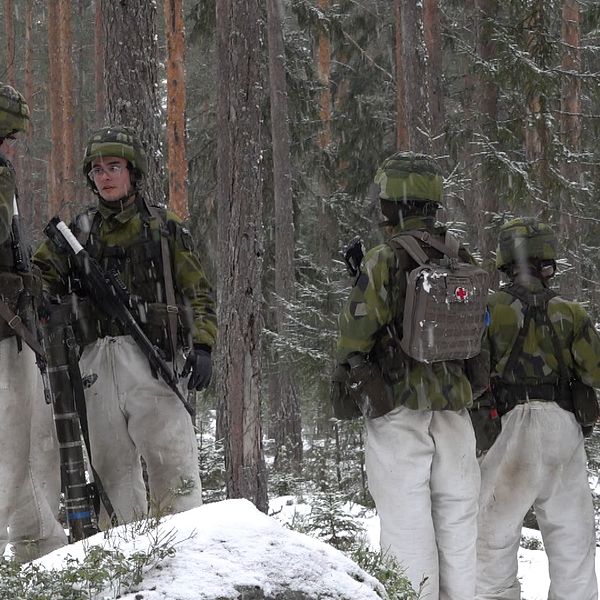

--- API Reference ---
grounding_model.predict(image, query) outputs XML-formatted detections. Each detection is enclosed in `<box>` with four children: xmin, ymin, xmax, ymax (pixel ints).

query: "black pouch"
<box><xmin>347</xmin><ymin>359</ymin><xmax>395</xmax><ymax>419</ymax></box>
<box><xmin>469</xmin><ymin>391</ymin><xmax>502</xmax><ymax>456</ymax></box>
<box><xmin>330</xmin><ymin>363</ymin><xmax>362</xmax><ymax>420</ymax></box>
<box><xmin>570</xmin><ymin>380</ymin><xmax>599</xmax><ymax>437</ymax></box>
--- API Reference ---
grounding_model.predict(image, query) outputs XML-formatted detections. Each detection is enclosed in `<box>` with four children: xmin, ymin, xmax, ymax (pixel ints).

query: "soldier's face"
<box><xmin>90</xmin><ymin>156</ymin><xmax>133</xmax><ymax>203</ymax></box>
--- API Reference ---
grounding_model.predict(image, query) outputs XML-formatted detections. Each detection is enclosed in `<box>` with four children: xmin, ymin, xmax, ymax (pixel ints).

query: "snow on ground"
<box><xmin>18</xmin><ymin>495</ymin><xmax>600</xmax><ymax>599</ymax></box>
<box><xmin>270</xmin><ymin>497</ymin><xmax>600</xmax><ymax>600</ymax></box>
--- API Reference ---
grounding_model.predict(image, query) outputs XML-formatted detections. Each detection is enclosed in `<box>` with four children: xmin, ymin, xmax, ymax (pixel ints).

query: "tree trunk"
<box><xmin>266</xmin><ymin>0</ymin><xmax>302</xmax><ymax>471</ymax></box>
<box><xmin>394</xmin><ymin>0</ymin><xmax>409</xmax><ymax>151</ymax></box>
<box><xmin>59</xmin><ymin>0</ymin><xmax>76</xmax><ymax>220</ymax></box>
<box><xmin>474</xmin><ymin>0</ymin><xmax>500</xmax><ymax>276</ymax></box>
<box><xmin>400</xmin><ymin>0</ymin><xmax>431</xmax><ymax>153</ymax></box>
<box><xmin>524</xmin><ymin>1</ymin><xmax>550</xmax><ymax>190</ymax></box>
<box><xmin>4</xmin><ymin>0</ymin><xmax>15</xmax><ymax>85</ymax></box>
<box><xmin>215</xmin><ymin>0</ymin><xmax>268</xmax><ymax>513</ymax></box>
<box><xmin>102</xmin><ymin>0</ymin><xmax>164</xmax><ymax>204</ymax></box>
<box><xmin>163</xmin><ymin>0</ymin><xmax>189</xmax><ymax>219</ymax></box>
<box><xmin>94</xmin><ymin>0</ymin><xmax>105</xmax><ymax>125</ymax></box>
<box><xmin>423</xmin><ymin>0</ymin><xmax>445</xmax><ymax>157</ymax></box>
<box><xmin>559</xmin><ymin>0</ymin><xmax>582</xmax><ymax>299</ymax></box>
<box><xmin>47</xmin><ymin>0</ymin><xmax>64</xmax><ymax>217</ymax></box>
<box><xmin>317</xmin><ymin>0</ymin><xmax>332</xmax><ymax>151</ymax></box>
<box><xmin>21</xmin><ymin>0</ymin><xmax>35</xmax><ymax>228</ymax></box>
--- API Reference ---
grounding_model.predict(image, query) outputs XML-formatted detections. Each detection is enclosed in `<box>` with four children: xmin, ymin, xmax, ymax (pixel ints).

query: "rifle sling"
<box><xmin>146</xmin><ymin>201</ymin><xmax>179</xmax><ymax>370</ymax></box>
<box><xmin>0</xmin><ymin>299</ymin><xmax>44</xmax><ymax>356</ymax></box>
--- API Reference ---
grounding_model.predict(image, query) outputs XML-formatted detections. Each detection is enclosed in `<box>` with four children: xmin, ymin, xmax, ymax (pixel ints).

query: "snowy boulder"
<box><xmin>36</xmin><ymin>499</ymin><xmax>388</xmax><ymax>600</ymax></box>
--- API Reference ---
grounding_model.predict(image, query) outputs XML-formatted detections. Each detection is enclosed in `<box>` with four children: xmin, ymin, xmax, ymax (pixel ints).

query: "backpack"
<box><xmin>387</xmin><ymin>230</ymin><xmax>489</xmax><ymax>363</ymax></box>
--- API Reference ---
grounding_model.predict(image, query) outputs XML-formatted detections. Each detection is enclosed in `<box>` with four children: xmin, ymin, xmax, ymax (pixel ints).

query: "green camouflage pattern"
<box><xmin>0</xmin><ymin>83</ymin><xmax>30</xmax><ymax>137</ymax></box>
<box><xmin>336</xmin><ymin>215</ymin><xmax>474</xmax><ymax>411</ymax></box>
<box><xmin>374</xmin><ymin>152</ymin><xmax>443</xmax><ymax>203</ymax></box>
<box><xmin>0</xmin><ymin>154</ymin><xmax>15</xmax><ymax>243</ymax></box>
<box><xmin>495</xmin><ymin>217</ymin><xmax>557</xmax><ymax>270</ymax></box>
<box><xmin>34</xmin><ymin>202</ymin><xmax>217</xmax><ymax>348</ymax></box>
<box><xmin>487</xmin><ymin>278</ymin><xmax>600</xmax><ymax>387</ymax></box>
<box><xmin>82</xmin><ymin>126</ymin><xmax>148</xmax><ymax>180</ymax></box>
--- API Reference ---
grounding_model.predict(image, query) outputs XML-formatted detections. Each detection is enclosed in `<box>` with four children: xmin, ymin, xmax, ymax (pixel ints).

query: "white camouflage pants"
<box><xmin>80</xmin><ymin>335</ymin><xmax>202</xmax><ymax>526</ymax></box>
<box><xmin>365</xmin><ymin>405</ymin><xmax>480</xmax><ymax>600</ymax></box>
<box><xmin>0</xmin><ymin>337</ymin><xmax>67</xmax><ymax>561</ymax></box>
<box><xmin>476</xmin><ymin>401</ymin><xmax>597</xmax><ymax>600</ymax></box>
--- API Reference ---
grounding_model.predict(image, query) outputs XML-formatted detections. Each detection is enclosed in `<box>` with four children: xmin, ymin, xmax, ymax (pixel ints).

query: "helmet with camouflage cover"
<box><xmin>0</xmin><ymin>83</ymin><xmax>30</xmax><ymax>138</ymax></box>
<box><xmin>82</xmin><ymin>126</ymin><xmax>147</xmax><ymax>192</ymax></box>
<box><xmin>374</xmin><ymin>151</ymin><xmax>443</xmax><ymax>205</ymax></box>
<box><xmin>496</xmin><ymin>217</ymin><xmax>558</xmax><ymax>271</ymax></box>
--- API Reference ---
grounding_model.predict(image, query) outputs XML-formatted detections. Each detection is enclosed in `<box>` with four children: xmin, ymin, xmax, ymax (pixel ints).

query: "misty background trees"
<box><xmin>2</xmin><ymin>0</ymin><xmax>600</xmax><ymax>520</ymax></box>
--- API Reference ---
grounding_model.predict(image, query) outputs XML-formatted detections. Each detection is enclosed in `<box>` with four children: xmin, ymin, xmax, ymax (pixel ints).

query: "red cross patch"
<box><xmin>454</xmin><ymin>287</ymin><xmax>470</xmax><ymax>301</ymax></box>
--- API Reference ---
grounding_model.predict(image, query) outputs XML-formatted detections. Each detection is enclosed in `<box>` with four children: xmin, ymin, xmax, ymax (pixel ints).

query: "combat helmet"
<box><xmin>374</xmin><ymin>152</ymin><xmax>443</xmax><ymax>205</ymax></box>
<box><xmin>496</xmin><ymin>217</ymin><xmax>557</xmax><ymax>271</ymax></box>
<box><xmin>0</xmin><ymin>83</ymin><xmax>30</xmax><ymax>138</ymax></box>
<box><xmin>82</xmin><ymin>126</ymin><xmax>147</xmax><ymax>192</ymax></box>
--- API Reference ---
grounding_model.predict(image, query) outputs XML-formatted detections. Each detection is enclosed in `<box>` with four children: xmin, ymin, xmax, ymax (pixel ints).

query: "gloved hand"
<box><xmin>181</xmin><ymin>344</ymin><xmax>212</xmax><ymax>391</ymax></box>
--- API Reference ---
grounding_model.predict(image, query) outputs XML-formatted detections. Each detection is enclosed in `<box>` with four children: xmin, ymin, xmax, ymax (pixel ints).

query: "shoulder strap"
<box><xmin>388</xmin><ymin>229</ymin><xmax>462</xmax><ymax>265</ymax></box>
<box><xmin>388</xmin><ymin>234</ymin><xmax>429</xmax><ymax>266</ymax></box>
<box><xmin>144</xmin><ymin>199</ymin><xmax>179</xmax><ymax>365</ymax></box>
<box><xmin>502</xmin><ymin>284</ymin><xmax>570</xmax><ymax>389</ymax></box>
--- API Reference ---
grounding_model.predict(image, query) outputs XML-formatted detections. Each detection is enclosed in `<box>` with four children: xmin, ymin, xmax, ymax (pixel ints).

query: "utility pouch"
<box><xmin>330</xmin><ymin>363</ymin><xmax>362</xmax><ymax>420</ymax></box>
<box><xmin>346</xmin><ymin>356</ymin><xmax>395</xmax><ymax>419</ymax></box>
<box><xmin>570</xmin><ymin>379</ymin><xmax>599</xmax><ymax>436</ymax></box>
<box><xmin>469</xmin><ymin>390</ymin><xmax>502</xmax><ymax>456</ymax></box>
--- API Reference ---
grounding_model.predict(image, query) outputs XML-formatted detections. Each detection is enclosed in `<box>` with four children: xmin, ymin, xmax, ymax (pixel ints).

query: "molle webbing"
<box><xmin>492</xmin><ymin>283</ymin><xmax>572</xmax><ymax>416</ymax></box>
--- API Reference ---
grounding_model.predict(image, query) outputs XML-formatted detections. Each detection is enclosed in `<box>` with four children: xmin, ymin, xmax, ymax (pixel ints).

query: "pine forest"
<box><xmin>3</xmin><ymin>0</ymin><xmax>600</xmax><ymax>575</ymax></box>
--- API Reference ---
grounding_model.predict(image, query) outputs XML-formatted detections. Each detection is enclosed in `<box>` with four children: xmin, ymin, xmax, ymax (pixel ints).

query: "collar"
<box><xmin>509</xmin><ymin>274</ymin><xmax>547</xmax><ymax>292</ymax></box>
<box><xmin>385</xmin><ymin>215</ymin><xmax>439</xmax><ymax>238</ymax></box>
<box><xmin>98</xmin><ymin>197</ymin><xmax>139</xmax><ymax>224</ymax></box>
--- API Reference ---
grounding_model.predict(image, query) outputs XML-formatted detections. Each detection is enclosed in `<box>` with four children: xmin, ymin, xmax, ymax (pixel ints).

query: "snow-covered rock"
<box><xmin>35</xmin><ymin>499</ymin><xmax>388</xmax><ymax>600</ymax></box>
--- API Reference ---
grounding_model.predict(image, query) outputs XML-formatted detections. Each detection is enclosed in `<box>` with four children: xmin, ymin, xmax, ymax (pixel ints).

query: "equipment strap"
<box><xmin>388</xmin><ymin>229</ymin><xmax>461</xmax><ymax>267</ymax></box>
<box><xmin>0</xmin><ymin>298</ymin><xmax>44</xmax><ymax>356</ymax></box>
<box><xmin>494</xmin><ymin>283</ymin><xmax>572</xmax><ymax>412</ymax></box>
<box><xmin>146</xmin><ymin>201</ymin><xmax>179</xmax><ymax>370</ymax></box>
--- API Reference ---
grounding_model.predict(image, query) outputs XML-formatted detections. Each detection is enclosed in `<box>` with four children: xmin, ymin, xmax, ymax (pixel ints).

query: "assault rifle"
<box><xmin>44</xmin><ymin>217</ymin><xmax>194</xmax><ymax>416</ymax></box>
<box><xmin>11</xmin><ymin>196</ymin><xmax>30</xmax><ymax>273</ymax></box>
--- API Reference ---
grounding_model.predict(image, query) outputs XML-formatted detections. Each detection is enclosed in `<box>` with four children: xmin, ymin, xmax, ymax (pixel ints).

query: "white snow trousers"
<box><xmin>0</xmin><ymin>337</ymin><xmax>67</xmax><ymax>561</ymax></box>
<box><xmin>476</xmin><ymin>401</ymin><xmax>597</xmax><ymax>600</ymax></box>
<box><xmin>80</xmin><ymin>336</ymin><xmax>202</xmax><ymax>527</ymax></box>
<box><xmin>365</xmin><ymin>405</ymin><xmax>480</xmax><ymax>600</ymax></box>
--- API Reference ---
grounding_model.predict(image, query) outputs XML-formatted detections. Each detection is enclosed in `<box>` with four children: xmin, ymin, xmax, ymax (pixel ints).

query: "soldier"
<box><xmin>475</xmin><ymin>217</ymin><xmax>600</xmax><ymax>600</ymax></box>
<box><xmin>0</xmin><ymin>83</ymin><xmax>67</xmax><ymax>560</ymax></box>
<box><xmin>333</xmin><ymin>152</ymin><xmax>482</xmax><ymax>599</ymax></box>
<box><xmin>34</xmin><ymin>126</ymin><xmax>217</xmax><ymax>526</ymax></box>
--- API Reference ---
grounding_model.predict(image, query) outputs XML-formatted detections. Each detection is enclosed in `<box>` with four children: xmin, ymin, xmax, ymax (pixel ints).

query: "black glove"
<box><xmin>181</xmin><ymin>344</ymin><xmax>212</xmax><ymax>391</ymax></box>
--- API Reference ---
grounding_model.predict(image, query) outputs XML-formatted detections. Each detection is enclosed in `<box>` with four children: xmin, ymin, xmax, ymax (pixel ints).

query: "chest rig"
<box><xmin>68</xmin><ymin>198</ymin><xmax>193</xmax><ymax>359</ymax></box>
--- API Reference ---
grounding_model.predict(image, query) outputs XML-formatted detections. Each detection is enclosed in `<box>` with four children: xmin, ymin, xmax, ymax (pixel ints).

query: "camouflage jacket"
<box><xmin>34</xmin><ymin>197</ymin><xmax>217</xmax><ymax>350</ymax></box>
<box><xmin>488</xmin><ymin>278</ymin><xmax>600</xmax><ymax>388</ymax></box>
<box><xmin>0</xmin><ymin>152</ymin><xmax>15</xmax><ymax>244</ymax></box>
<box><xmin>336</xmin><ymin>216</ymin><xmax>475</xmax><ymax>412</ymax></box>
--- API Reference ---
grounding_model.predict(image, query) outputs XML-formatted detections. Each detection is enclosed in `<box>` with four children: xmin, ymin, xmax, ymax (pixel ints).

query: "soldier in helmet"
<box><xmin>333</xmin><ymin>152</ymin><xmax>482</xmax><ymax>598</ymax></box>
<box><xmin>34</xmin><ymin>126</ymin><xmax>217</xmax><ymax>526</ymax></box>
<box><xmin>0</xmin><ymin>82</ymin><xmax>67</xmax><ymax>560</ymax></box>
<box><xmin>475</xmin><ymin>217</ymin><xmax>600</xmax><ymax>600</ymax></box>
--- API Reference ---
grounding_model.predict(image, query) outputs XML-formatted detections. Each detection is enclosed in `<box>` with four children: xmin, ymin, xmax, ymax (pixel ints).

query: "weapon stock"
<box><xmin>44</xmin><ymin>217</ymin><xmax>194</xmax><ymax>416</ymax></box>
